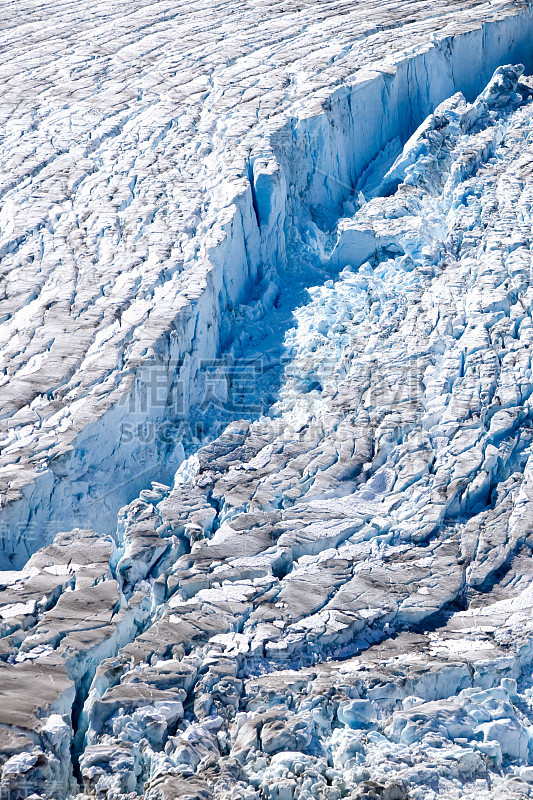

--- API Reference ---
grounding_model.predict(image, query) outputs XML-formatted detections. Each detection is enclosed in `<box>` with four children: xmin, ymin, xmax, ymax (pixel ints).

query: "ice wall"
<box><xmin>0</xmin><ymin>185</ymin><xmax>260</xmax><ymax>567</ymax></box>
<box><xmin>276</xmin><ymin>8</ymin><xmax>533</xmax><ymax>233</ymax></box>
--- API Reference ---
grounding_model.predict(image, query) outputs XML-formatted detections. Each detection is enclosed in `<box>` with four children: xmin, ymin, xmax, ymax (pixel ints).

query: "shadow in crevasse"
<box><xmin>157</xmin><ymin>254</ymin><xmax>349</xmax><ymax>464</ymax></box>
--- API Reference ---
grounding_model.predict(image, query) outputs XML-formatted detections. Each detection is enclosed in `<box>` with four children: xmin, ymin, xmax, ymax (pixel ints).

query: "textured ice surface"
<box><xmin>3</xmin><ymin>2</ymin><xmax>533</xmax><ymax>800</ymax></box>
<box><xmin>0</xmin><ymin>0</ymin><xmax>532</xmax><ymax>566</ymax></box>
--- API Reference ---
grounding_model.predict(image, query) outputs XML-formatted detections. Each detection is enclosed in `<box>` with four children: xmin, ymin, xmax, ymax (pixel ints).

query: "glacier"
<box><xmin>0</xmin><ymin>0</ymin><xmax>533</xmax><ymax>566</ymax></box>
<box><xmin>3</xmin><ymin>2</ymin><xmax>533</xmax><ymax>800</ymax></box>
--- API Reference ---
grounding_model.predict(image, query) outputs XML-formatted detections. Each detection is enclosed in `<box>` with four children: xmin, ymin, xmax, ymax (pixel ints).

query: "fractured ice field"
<box><xmin>5</xmin><ymin>2</ymin><xmax>533</xmax><ymax>800</ymax></box>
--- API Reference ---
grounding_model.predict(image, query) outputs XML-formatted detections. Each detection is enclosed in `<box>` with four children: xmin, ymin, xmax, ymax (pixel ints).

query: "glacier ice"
<box><xmin>0</xmin><ymin>0</ymin><xmax>532</xmax><ymax>567</ymax></box>
<box><xmin>3</xmin><ymin>2</ymin><xmax>533</xmax><ymax>800</ymax></box>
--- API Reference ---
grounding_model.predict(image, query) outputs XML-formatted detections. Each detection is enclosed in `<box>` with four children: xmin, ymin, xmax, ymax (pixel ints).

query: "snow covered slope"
<box><xmin>3</xmin><ymin>2</ymin><xmax>533</xmax><ymax>800</ymax></box>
